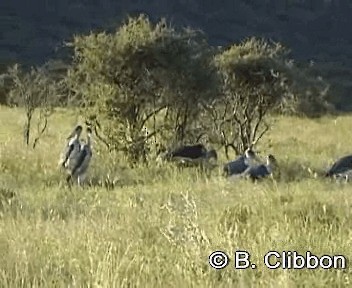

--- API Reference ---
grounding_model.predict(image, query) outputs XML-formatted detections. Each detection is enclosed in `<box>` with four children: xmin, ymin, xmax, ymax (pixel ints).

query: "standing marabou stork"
<box><xmin>58</xmin><ymin>125</ymin><xmax>83</xmax><ymax>170</ymax></box>
<box><xmin>66</xmin><ymin>126</ymin><xmax>93</xmax><ymax>186</ymax></box>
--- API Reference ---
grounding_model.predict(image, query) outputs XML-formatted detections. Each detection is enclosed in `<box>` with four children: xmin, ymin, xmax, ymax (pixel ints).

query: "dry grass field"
<box><xmin>0</xmin><ymin>105</ymin><xmax>352</xmax><ymax>287</ymax></box>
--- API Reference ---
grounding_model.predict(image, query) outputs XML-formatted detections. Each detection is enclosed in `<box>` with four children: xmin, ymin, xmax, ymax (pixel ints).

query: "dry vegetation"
<box><xmin>0</xmin><ymin>14</ymin><xmax>347</xmax><ymax>287</ymax></box>
<box><xmin>1</xmin><ymin>105</ymin><xmax>352</xmax><ymax>287</ymax></box>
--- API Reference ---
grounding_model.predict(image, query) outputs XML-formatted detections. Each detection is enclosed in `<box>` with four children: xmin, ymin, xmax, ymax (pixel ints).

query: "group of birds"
<box><xmin>58</xmin><ymin>124</ymin><xmax>93</xmax><ymax>186</ymax></box>
<box><xmin>223</xmin><ymin>148</ymin><xmax>278</xmax><ymax>181</ymax></box>
<box><xmin>57</xmin><ymin>123</ymin><xmax>352</xmax><ymax>186</ymax></box>
<box><xmin>161</xmin><ymin>143</ymin><xmax>277</xmax><ymax>181</ymax></box>
<box><xmin>162</xmin><ymin>142</ymin><xmax>352</xmax><ymax>182</ymax></box>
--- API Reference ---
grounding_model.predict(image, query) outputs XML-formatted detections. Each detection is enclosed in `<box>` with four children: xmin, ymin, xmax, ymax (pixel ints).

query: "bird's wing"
<box><xmin>59</xmin><ymin>142</ymin><xmax>76</xmax><ymax>167</ymax></box>
<box><xmin>78</xmin><ymin>152</ymin><xmax>91</xmax><ymax>174</ymax></box>
<box><xmin>170</xmin><ymin>145</ymin><xmax>205</xmax><ymax>159</ymax></box>
<box><xmin>328</xmin><ymin>155</ymin><xmax>352</xmax><ymax>174</ymax></box>
<box><xmin>225</xmin><ymin>156</ymin><xmax>246</xmax><ymax>175</ymax></box>
<box><xmin>71</xmin><ymin>148</ymin><xmax>89</xmax><ymax>176</ymax></box>
<box><xmin>61</xmin><ymin>138</ymin><xmax>82</xmax><ymax>166</ymax></box>
<box><xmin>243</xmin><ymin>165</ymin><xmax>268</xmax><ymax>178</ymax></box>
<box><xmin>256</xmin><ymin>165</ymin><xmax>269</xmax><ymax>177</ymax></box>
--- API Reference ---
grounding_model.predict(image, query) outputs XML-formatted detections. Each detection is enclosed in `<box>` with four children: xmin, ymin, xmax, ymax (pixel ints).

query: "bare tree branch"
<box><xmin>252</xmin><ymin>123</ymin><xmax>269</xmax><ymax>146</ymax></box>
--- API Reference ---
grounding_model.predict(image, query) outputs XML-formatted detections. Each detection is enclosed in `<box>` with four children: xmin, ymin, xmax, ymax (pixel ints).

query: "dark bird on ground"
<box><xmin>162</xmin><ymin>143</ymin><xmax>217</xmax><ymax>167</ymax></box>
<box><xmin>325</xmin><ymin>155</ymin><xmax>352</xmax><ymax>178</ymax></box>
<box><xmin>223</xmin><ymin>148</ymin><xmax>260</xmax><ymax>177</ymax></box>
<box><xmin>242</xmin><ymin>154</ymin><xmax>277</xmax><ymax>181</ymax></box>
<box><xmin>165</xmin><ymin>144</ymin><xmax>207</xmax><ymax>160</ymax></box>
<box><xmin>164</xmin><ymin>143</ymin><xmax>217</xmax><ymax>161</ymax></box>
<box><xmin>66</xmin><ymin>126</ymin><xmax>93</xmax><ymax>186</ymax></box>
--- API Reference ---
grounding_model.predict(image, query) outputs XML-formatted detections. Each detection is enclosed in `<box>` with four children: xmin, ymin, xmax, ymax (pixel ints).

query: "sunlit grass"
<box><xmin>0</xmin><ymin>105</ymin><xmax>352</xmax><ymax>287</ymax></box>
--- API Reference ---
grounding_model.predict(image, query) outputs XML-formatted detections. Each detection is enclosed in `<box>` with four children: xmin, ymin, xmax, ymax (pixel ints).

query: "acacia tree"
<box><xmin>6</xmin><ymin>64</ymin><xmax>56</xmax><ymax>148</ymax></box>
<box><xmin>209</xmin><ymin>38</ymin><xmax>292</xmax><ymax>157</ymax></box>
<box><xmin>156</xmin><ymin>29</ymin><xmax>219</xmax><ymax>146</ymax></box>
<box><xmin>67</xmin><ymin>16</ymin><xmax>165</xmax><ymax>163</ymax></box>
<box><xmin>67</xmin><ymin>15</ymin><xmax>218</xmax><ymax>164</ymax></box>
<box><xmin>276</xmin><ymin>60</ymin><xmax>332</xmax><ymax>117</ymax></box>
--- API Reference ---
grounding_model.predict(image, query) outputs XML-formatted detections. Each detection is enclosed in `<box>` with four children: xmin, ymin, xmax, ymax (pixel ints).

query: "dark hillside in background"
<box><xmin>1</xmin><ymin>0</ymin><xmax>351</xmax><ymax>110</ymax></box>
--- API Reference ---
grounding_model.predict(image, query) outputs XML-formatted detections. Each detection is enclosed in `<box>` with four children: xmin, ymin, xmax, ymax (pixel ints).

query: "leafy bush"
<box><xmin>67</xmin><ymin>15</ymin><xmax>218</xmax><ymax>164</ymax></box>
<box><xmin>24</xmin><ymin>14</ymin><xmax>333</xmax><ymax>165</ymax></box>
<box><xmin>204</xmin><ymin>38</ymin><xmax>294</xmax><ymax>156</ymax></box>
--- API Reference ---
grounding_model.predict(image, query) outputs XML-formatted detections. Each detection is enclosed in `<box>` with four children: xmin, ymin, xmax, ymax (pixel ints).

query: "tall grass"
<box><xmin>0</xmin><ymin>105</ymin><xmax>351</xmax><ymax>287</ymax></box>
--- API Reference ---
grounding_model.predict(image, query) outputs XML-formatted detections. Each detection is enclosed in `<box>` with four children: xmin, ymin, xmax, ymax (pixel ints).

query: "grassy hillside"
<box><xmin>1</xmin><ymin>105</ymin><xmax>352</xmax><ymax>286</ymax></box>
<box><xmin>0</xmin><ymin>0</ymin><xmax>352</xmax><ymax>109</ymax></box>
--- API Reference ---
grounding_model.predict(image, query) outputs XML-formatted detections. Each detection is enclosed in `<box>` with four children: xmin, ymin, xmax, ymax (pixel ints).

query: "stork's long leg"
<box><xmin>77</xmin><ymin>173</ymin><xmax>87</xmax><ymax>186</ymax></box>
